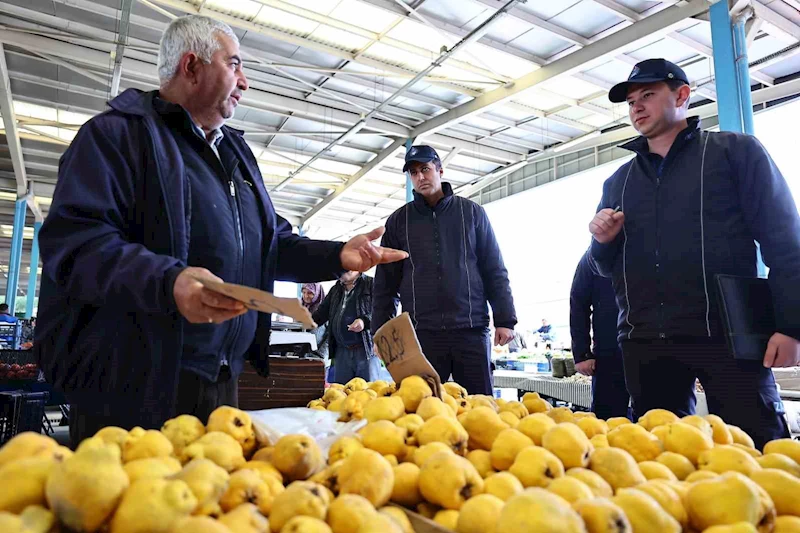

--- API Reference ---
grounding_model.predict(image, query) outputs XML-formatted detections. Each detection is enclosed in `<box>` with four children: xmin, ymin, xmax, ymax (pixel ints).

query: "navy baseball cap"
<box><xmin>608</xmin><ymin>58</ymin><xmax>690</xmax><ymax>103</ymax></box>
<box><xmin>403</xmin><ymin>145</ymin><xmax>441</xmax><ymax>172</ymax></box>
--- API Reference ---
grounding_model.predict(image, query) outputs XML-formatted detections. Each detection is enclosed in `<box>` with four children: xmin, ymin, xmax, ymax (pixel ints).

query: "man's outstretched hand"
<box><xmin>174</xmin><ymin>267</ymin><xmax>247</xmax><ymax>324</ymax></box>
<box><xmin>341</xmin><ymin>227</ymin><xmax>408</xmax><ymax>272</ymax></box>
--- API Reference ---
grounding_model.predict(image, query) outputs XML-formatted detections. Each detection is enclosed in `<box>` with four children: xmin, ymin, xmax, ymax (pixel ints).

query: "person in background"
<box><xmin>590</xmin><ymin>58</ymin><xmax>800</xmax><ymax>448</ymax></box>
<box><xmin>301</xmin><ymin>283</ymin><xmax>329</xmax><ymax>362</ymax></box>
<box><xmin>34</xmin><ymin>15</ymin><xmax>407</xmax><ymax>448</ymax></box>
<box><xmin>570</xmin><ymin>250</ymin><xmax>630</xmax><ymax>419</ymax></box>
<box><xmin>372</xmin><ymin>145</ymin><xmax>517</xmax><ymax>394</ymax></box>
<box><xmin>313</xmin><ymin>271</ymin><xmax>379</xmax><ymax>383</ymax></box>
<box><xmin>0</xmin><ymin>303</ymin><xmax>17</xmax><ymax>323</ymax></box>
<box><xmin>508</xmin><ymin>330</ymin><xmax>526</xmax><ymax>353</ymax></box>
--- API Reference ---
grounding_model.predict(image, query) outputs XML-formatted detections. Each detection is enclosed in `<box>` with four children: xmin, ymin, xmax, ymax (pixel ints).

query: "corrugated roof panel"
<box><xmin>513</xmin><ymin>91</ymin><xmax>570</xmax><ymax>112</ymax></box>
<box><xmin>282</xmin><ymin>0</ymin><xmax>341</xmax><ymax>15</ymax></box>
<box><xmin>517</xmin><ymin>0</ymin><xmax>583</xmax><ymax>20</ymax></box>
<box><xmin>583</xmin><ymin>58</ymin><xmax>635</xmax><ymax>86</ymax></box>
<box><xmin>761</xmin><ymin>51</ymin><xmax>800</xmax><ymax>79</ymax></box>
<box><xmin>204</xmin><ymin>0</ymin><xmax>262</xmax><ymax>20</ymax></box>
<box><xmin>452</xmin><ymin>44</ymin><xmax>539</xmax><ymax>78</ymax></box>
<box><xmin>626</xmin><ymin>37</ymin><xmax>697</xmax><ymax>65</ymax></box>
<box><xmin>540</xmin><ymin>76</ymin><xmax>603</xmax><ymax>100</ymax></box>
<box><xmin>676</xmin><ymin>21</ymin><xmax>712</xmax><ymax>48</ymax></box>
<box><xmin>418</xmin><ymin>0</ymin><xmax>490</xmax><ymax>28</ymax></box>
<box><xmin>549</xmin><ymin>1</ymin><xmax>621</xmax><ymax>38</ymax></box>
<box><xmin>682</xmin><ymin>58</ymin><xmax>715</xmax><ymax>86</ymax></box>
<box><xmin>384</xmin><ymin>19</ymin><xmax>451</xmax><ymax>54</ymax></box>
<box><xmin>509</xmin><ymin>27</ymin><xmax>573</xmax><ymax>59</ymax></box>
<box><xmin>252</xmin><ymin>4</ymin><xmax>320</xmax><ymax>35</ymax></box>
<box><xmin>308</xmin><ymin>24</ymin><xmax>372</xmax><ymax>52</ymax></box>
<box><xmin>363</xmin><ymin>42</ymin><xmax>432</xmax><ymax>71</ymax></box>
<box><xmin>478</xmin><ymin>10</ymin><xmax>537</xmax><ymax>44</ymax></box>
<box><xmin>330</xmin><ymin>0</ymin><xmax>400</xmax><ymax>34</ymax></box>
<box><xmin>612</xmin><ymin>0</ymin><xmax>661</xmax><ymax>12</ymax></box>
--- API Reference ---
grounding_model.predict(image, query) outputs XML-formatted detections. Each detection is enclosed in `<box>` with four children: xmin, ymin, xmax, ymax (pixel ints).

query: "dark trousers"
<box><xmin>416</xmin><ymin>328</ymin><xmax>492</xmax><ymax>396</ymax></box>
<box><xmin>591</xmin><ymin>352</ymin><xmax>631</xmax><ymax>420</ymax></box>
<box><xmin>331</xmin><ymin>344</ymin><xmax>381</xmax><ymax>384</ymax></box>
<box><xmin>69</xmin><ymin>368</ymin><xmax>238</xmax><ymax>450</ymax></box>
<box><xmin>622</xmin><ymin>340</ymin><xmax>789</xmax><ymax>450</ymax></box>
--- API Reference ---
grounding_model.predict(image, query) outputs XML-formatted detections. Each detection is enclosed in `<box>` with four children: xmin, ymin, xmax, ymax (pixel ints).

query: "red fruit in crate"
<box><xmin>10</xmin><ymin>364</ymin><xmax>20</xmax><ymax>371</ymax></box>
<box><xmin>24</xmin><ymin>364</ymin><xmax>36</xmax><ymax>370</ymax></box>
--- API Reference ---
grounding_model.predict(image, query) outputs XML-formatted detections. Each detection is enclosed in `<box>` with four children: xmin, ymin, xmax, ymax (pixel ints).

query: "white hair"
<box><xmin>157</xmin><ymin>15</ymin><xmax>239</xmax><ymax>85</ymax></box>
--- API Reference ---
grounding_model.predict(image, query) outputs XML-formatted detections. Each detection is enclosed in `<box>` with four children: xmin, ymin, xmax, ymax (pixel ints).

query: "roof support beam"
<box><xmin>0</xmin><ymin>43</ymin><xmax>26</xmax><ymax>198</ymax></box>
<box><xmin>751</xmin><ymin>1</ymin><xmax>800</xmax><ymax>43</ymax></box>
<box><xmin>407</xmin><ymin>0</ymin><xmax>710</xmax><ymax>139</ymax></box>
<box><xmin>470</xmin><ymin>0</ymin><xmax>590</xmax><ymax>47</ymax></box>
<box><xmin>272</xmin><ymin>0</ymin><xmax>521</xmax><ymax>191</ymax></box>
<box><xmin>666</xmin><ymin>30</ymin><xmax>774</xmax><ymax>86</ymax></box>
<box><xmin>303</xmin><ymin>138</ymin><xmax>407</xmax><ymax>223</ymax></box>
<box><xmin>466</xmin><ymin>76</ymin><xmax>800</xmax><ymax>196</ymax></box>
<box><xmin>110</xmin><ymin>0</ymin><xmax>135</xmax><ymax>97</ymax></box>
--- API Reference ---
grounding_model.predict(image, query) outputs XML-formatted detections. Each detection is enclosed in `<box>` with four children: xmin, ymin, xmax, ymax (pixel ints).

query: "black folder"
<box><xmin>715</xmin><ymin>274</ymin><xmax>775</xmax><ymax>360</ymax></box>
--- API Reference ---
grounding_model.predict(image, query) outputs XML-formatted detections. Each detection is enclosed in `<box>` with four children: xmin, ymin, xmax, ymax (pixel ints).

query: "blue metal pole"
<box><xmin>733</xmin><ymin>18</ymin><xmax>755</xmax><ymax>136</ymax></box>
<box><xmin>710</xmin><ymin>0</ymin><xmax>744</xmax><ymax>133</ymax></box>
<box><xmin>711</xmin><ymin>2</ymin><xmax>767</xmax><ymax>277</ymax></box>
<box><xmin>6</xmin><ymin>199</ymin><xmax>27</xmax><ymax>314</ymax></box>
<box><xmin>25</xmin><ymin>221</ymin><xmax>41</xmax><ymax>318</ymax></box>
<box><xmin>405</xmin><ymin>138</ymin><xmax>414</xmax><ymax>203</ymax></box>
<box><xmin>732</xmin><ymin>16</ymin><xmax>766</xmax><ymax>276</ymax></box>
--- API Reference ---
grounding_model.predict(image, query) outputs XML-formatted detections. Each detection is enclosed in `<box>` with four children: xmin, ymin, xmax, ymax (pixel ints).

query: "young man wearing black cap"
<box><xmin>372</xmin><ymin>145</ymin><xmax>517</xmax><ymax>394</ymax></box>
<box><xmin>589</xmin><ymin>58</ymin><xmax>800</xmax><ymax>447</ymax></box>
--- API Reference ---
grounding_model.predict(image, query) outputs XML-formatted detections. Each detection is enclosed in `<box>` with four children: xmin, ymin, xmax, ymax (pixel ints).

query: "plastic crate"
<box><xmin>0</xmin><ymin>390</ymin><xmax>49</xmax><ymax>445</ymax></box>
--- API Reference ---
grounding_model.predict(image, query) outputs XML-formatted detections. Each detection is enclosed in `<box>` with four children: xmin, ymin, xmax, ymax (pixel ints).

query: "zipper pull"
<box><xmin>229</xmin><ymin>181</ymin><xmax>236</xmax><ymax>197</ymax></box>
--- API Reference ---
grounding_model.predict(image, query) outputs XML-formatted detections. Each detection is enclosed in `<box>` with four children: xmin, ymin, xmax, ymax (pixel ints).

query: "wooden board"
<box><xmin>238</xmin><ymin>357</ymin><xmax>325</xmax><ymax>411</ymax></box>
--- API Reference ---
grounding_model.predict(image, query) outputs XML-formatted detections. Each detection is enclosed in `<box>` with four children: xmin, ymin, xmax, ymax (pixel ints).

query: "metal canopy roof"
<box><xmin>0</xmin><ymin>0</ymin><xmax>798</xmax><ymax>289</ymax></box>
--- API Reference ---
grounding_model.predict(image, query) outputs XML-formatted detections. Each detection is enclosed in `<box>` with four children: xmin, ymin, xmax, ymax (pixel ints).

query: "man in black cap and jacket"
<box><xmin>589</xmin><ymin>58</ymin><xmax>800</xmax><ymax>447</ymax></box>
<box><xmin>372</xmin><ymin>145</ymin><xmax>517</xmax><ymax>394</ymax></box>
<box><xmin>570</xmin><ymin>250</ymin><xmax>629</xmax><ymax>419</ymax></box>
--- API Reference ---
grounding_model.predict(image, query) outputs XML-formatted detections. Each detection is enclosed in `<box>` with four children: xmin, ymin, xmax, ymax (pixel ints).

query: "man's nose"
<box><xmin>238</xmin><ymin>71</ymin><xmax>249</xmax><ymax>92</ymax></box>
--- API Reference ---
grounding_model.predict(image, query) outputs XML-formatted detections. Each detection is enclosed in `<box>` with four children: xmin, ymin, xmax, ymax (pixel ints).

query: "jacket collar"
<box><xmin>109</xmin><ymin>88</ymin><xmax>246</xmax><ymax>138</ymax></box>
<box><xmin>412</xmin><ymin>181</ymin><xmax>455</xmax><ymax>212</ymax></box>
<box><xmin>620</xmin><ymin>115</ymin><xmax>701</xmax><ymax>156</ymax></box>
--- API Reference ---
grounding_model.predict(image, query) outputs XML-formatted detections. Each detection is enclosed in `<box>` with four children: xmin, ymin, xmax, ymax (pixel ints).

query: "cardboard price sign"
<box><xmin>193</xmin><ymin>276</ymin><xmax>317</xmax><ymax>328</ymax></box>
<box><xmin>374</xmin><ymin>313</ymin><xmax>442</xmax><ymax>398</ymax></box>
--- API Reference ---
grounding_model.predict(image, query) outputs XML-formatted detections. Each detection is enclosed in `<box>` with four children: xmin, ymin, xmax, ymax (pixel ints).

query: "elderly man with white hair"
<box><xmin>34</xmin><ymin>15</ymin><xmax>406</xmax><ymax>448</ymax></box>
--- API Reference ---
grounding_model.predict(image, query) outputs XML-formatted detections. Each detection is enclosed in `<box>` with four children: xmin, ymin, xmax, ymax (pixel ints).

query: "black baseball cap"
<box><xmin>403</xmin><ymin>145</ymin><xmax>441</xmax><ymax>172</ymax></box>
<box><xmin>608</xmin><ymin>58</ymin><xmax>690</xmax><ymax>103</ymax></box>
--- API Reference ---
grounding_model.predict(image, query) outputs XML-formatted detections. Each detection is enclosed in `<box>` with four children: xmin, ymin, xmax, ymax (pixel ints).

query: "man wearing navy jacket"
<box><xmin>589</xmin><ymin>59</ymin><xmax>800</xmax><ymax>447</ymax></box>
<box><xmin>570</xmin><ymin>250</ymin><xmax>629</xmax><ymax>419</ymax></box>
<box><xmin>372</xmin><ymin>145</ymin><xmax>517</xmax><ymax>395</ymax></box>
<box><xmin>34</xmin><ymin>15</ymin><xmax>406</xmax><ymax>447</ymax></box>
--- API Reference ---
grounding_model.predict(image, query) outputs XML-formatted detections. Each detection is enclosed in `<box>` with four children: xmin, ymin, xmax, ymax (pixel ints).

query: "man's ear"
<box><xmin>676</xmin><ymin>84</ymin><xmax>692</xmax><ymax>109</ymax></box>
<box><xmin>178</xmin><ymin>52</ymin><xmax>203</xmax><ymax>84</ymax></box>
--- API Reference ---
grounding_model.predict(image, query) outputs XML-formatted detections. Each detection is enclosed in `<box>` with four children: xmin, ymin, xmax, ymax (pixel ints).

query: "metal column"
<box><xmin>405</xmin><ymin>138</ymin><xmax>415</xmax><ymax>203</ymax></box>
<box><xmin>25</xmin><ymin>221</ymin><xmax>41</xmax><ymax>318</ymax></box>
<box><xmin>710</xmin><ymin>1</ymin><xmax>745</xmax><ymax>132</ymax></box>
<box><xmin>5</xmin><ymin>199</ymin><xmax>27</xmax><ymax>314</ymax></box>
<box><xmin>710</xmin><ymin>2</ymin><xmax>766</xmax><ymax>276</ymax></box>
<box><xmin>733</xmin><ymin>18</ymin><xmax>755</xmax><ymax>136</ymax></box>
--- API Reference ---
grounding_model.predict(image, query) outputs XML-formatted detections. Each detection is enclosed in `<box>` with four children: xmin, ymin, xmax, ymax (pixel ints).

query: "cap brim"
<box><xmin>608</xmin><ymin>76</ymin><xmax>675</xmax><ymax>103</ymax></box>
<box><xmin>403</xmin><ymin>157</ymin><xmax>436</xmax><ymax>172</ymax></box>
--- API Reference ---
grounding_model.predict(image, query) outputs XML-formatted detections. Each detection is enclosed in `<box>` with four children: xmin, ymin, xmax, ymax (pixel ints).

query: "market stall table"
<box><xmin>494</xmin><ymin>370</ymin><xmax>593</xmax><ymax>409</ymax></box>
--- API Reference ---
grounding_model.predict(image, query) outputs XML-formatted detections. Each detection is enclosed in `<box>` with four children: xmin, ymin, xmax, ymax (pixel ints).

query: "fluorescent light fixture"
<box><xmin>552</xmin><ymin>131</ymin><xmax>602</xmax><ymax>153</ymax></box>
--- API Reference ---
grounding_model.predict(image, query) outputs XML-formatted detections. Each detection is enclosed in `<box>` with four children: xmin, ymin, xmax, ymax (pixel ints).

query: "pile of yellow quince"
<box><xmin>1</xmin><ymin>376</ymin><xmax>800</xmax><ymax>533</ymax></box>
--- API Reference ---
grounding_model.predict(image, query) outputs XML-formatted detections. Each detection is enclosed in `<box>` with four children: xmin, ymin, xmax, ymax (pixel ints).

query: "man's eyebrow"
<box><xmin>228</xmin><ymin>54</ymin><xmax>242</xmax><ymax>63</ymax></box>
